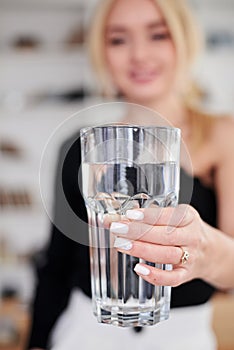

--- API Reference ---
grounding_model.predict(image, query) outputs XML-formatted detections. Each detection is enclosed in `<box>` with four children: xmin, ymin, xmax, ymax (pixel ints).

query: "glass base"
<box><xmin>95</xmin><ymin>306</ymin><xmax>169</xmax><ymax>327</ymax></box>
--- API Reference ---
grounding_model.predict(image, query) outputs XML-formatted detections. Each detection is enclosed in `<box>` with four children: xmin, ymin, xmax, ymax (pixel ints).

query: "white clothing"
<box><xmin>50</xmin><ymin>290</ymin><xmax>217</xmax><ymax>350</ymax></box>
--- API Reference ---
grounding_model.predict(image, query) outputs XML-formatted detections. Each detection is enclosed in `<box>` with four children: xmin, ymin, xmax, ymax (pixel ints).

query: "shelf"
<box><xmin>0</xmin><ymin>48</ymin><xmax>91</xmax><ymax>94</ymax></box>
<box><xmin>1</xmin><ymin>46</ymin><xmax>85</xmax><ymax>60</ymax></box>
<box><xmin>0</xmin><ymin>298</ymin><xmax>30</xmax><ymax>350</ymax></box>
<box><xmin>189</xmin><ymin>0</ymin><xmax>234</xmax><ymax>10</ymax></box>
<box><xmin>0</xmin><ymin>0</ymin><xmax>88</xmax><ymax>10</ymax></box>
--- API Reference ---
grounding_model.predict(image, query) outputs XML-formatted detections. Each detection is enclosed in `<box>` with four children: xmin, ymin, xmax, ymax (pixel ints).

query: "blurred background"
<box><xmin>0</xmin><ymin>0</ymin><xmax>234</xmax><ymax>349</ymax></box>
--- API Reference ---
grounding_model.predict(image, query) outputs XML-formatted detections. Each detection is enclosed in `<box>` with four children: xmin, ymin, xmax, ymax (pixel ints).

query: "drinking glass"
<box><xmin>80</xmin><ymin>124</ymin><xmax>180</xmax><ymax>327</ymax></box>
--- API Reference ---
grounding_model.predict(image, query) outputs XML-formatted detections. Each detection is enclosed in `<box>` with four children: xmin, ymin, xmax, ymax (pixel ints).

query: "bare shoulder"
<box><xmin>210</xmin><ymin>115</ymin><xmax>234</xmax><ymax>161</ymax></box>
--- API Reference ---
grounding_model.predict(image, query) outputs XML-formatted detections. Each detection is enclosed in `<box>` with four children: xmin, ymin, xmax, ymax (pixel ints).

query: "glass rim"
<box><xmin>80</xmin><ymin>124</ymin><xmax>181</xmax><ymax>136</ymax></box>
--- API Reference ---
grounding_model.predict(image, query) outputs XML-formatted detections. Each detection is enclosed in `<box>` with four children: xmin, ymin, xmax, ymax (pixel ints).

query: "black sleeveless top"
<box><xmin>27</xmin><ymin>135</ymin><xmax>217</xmax><ymax>349</ymax></box>
<box><xmin>171</xmin><ymin>169</ymin><xmax>217</xmax><ymax>307</ymax></box>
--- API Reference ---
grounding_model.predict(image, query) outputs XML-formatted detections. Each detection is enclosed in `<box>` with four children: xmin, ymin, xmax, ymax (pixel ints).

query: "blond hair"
<box><xmin>87</xmin><ymin>0</ymin><xmax>214</xmax><ymax>150</ymax></box>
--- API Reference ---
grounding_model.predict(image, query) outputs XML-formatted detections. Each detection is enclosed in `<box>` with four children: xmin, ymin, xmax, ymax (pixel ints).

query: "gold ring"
<box><xmin>181</xmin><ymin>249</ymin><xmax>190</xmax><ymax>264</ymax></box>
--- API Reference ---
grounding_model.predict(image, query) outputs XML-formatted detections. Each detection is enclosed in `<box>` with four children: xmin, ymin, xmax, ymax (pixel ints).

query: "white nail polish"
<box><xmin>126</xmin><ymin>210</ymin><xmax>144</xmax><ymax>221</ymax></box>
<box><xmin>134</xmin><ymin>264</ymin><xmax>150</xmax><ymax>276</ymax></box>
<box><xmin>114</xmin><ymin>237</ymin><xmax>132</xmax><ymax>250</ymax></box>
<box><xmin>110</xmin><ymin>222</ymin><xmax>129</xmax><ymax>234</ymax></box>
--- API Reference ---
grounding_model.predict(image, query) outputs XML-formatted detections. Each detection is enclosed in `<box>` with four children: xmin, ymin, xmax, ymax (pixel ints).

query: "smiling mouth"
<box><xmin>129</xmin><ymin>70</ymin><xmax>159</xmax><ymax>83</ymax></box>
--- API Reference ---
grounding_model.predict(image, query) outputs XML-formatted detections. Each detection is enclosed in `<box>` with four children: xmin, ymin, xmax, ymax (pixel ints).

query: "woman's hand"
<box><xmin>110</xmin><ymin>204</ymin><xmax>210</xmax><ymax>287</ymax></box>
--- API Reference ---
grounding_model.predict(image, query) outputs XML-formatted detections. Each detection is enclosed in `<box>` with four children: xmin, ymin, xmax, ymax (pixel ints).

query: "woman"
<box><xmin>27</xmin><ymin>0</ymin><xmax>234</xmax><ymax>349</ymax></box>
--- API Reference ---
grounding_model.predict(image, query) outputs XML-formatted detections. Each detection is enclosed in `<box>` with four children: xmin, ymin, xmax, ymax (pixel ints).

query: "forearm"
<box><xmin>202</xmin><ymin>222</ymin><xmax>234</xmax><ymax>290</ymax></box>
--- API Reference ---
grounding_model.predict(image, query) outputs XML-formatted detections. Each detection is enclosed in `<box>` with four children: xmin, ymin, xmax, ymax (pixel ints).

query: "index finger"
<box><xmin>126</xmin><ymin>204</ymin><xmax>197</xmax><ymax>227</ymax></box>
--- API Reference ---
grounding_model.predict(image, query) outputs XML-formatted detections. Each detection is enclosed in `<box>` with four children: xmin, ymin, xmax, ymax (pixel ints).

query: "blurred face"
<box><xmin>105</xmin><ymin>0</ymin><xmax>177</xmax><ymax>104</ymax></box>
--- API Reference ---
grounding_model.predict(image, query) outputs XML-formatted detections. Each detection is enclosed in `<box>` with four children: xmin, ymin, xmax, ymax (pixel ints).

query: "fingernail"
<box><xmin>134</xmin><ymin>264</ymin><xmax>150</xmax><ymax>276</ymax></box>
<box><xmin>110</xmin><ymin>222</ymin><xmax>129</xmax><ymax>234</ymax></box>
<box><xmin>114</xmin><ymin>237</ymin><xmax>132</xmax><ymax>250</ymax></box>
<box><xmin>126</xmin><ymin>210</ymin><xmax>144</xmax><ymax>221</ymax></box>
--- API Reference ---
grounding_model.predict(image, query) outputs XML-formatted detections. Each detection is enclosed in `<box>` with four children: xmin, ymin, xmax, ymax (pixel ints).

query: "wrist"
<box><xmin>199</xmin><ymin>221</ymin><xmax>216</xmax><ymax>282</ymax></box>
<box><xmin>201</xmin><ymin>223</ymin><xmax>234</xmax><ymax>289</ymax></box>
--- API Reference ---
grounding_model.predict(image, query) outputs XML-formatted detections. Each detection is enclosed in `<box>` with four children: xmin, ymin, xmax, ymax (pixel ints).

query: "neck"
<box><xmin>122</xmin><ymin>95</ymin><xmax>188</xmax><ymax>129</ymax></box>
